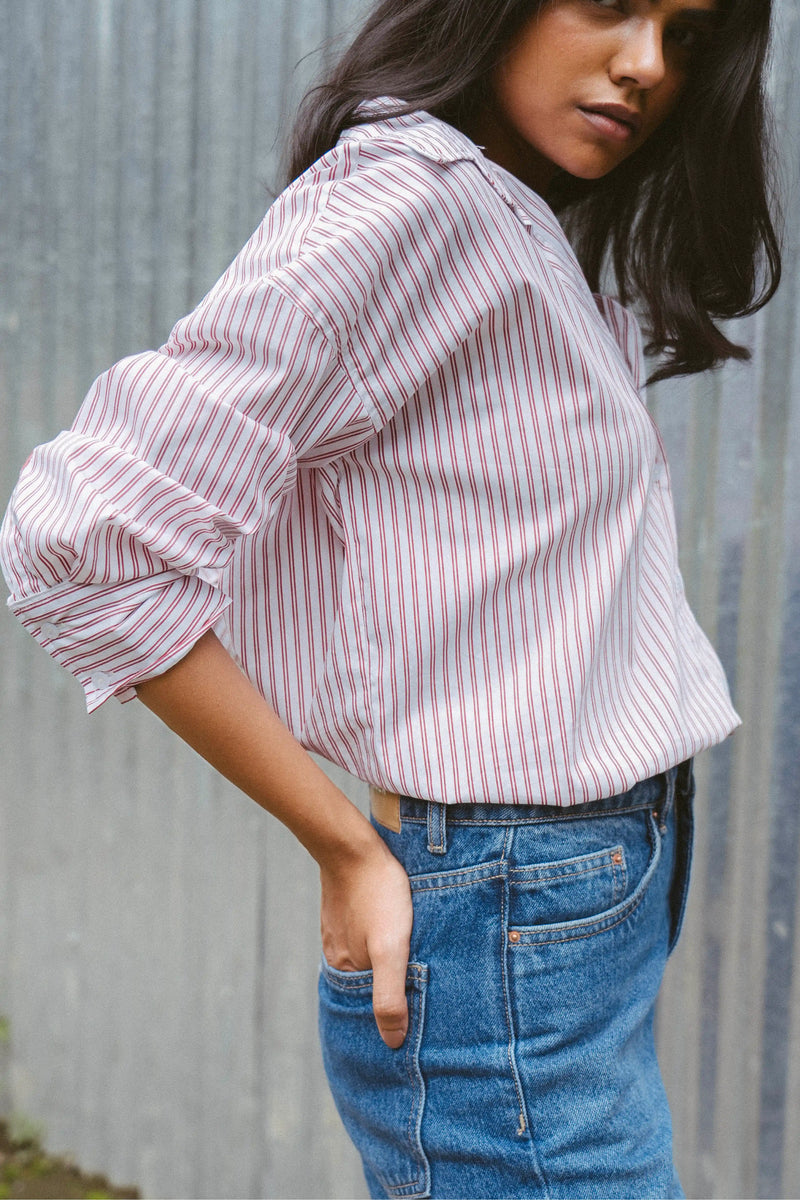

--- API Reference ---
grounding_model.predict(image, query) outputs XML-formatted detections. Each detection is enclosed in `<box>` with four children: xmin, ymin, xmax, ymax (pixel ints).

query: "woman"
<box><xmin>0</xmin><ymin>0</ymin><xmax>780</xmax><ymax>1196</ymax></box>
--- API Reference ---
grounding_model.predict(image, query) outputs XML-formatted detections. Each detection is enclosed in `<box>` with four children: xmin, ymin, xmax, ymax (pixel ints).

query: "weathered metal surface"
<box><xmin>1</xmin><ymin>1</ymin><xmax>798</xmax><ymax>1197</ymax></box>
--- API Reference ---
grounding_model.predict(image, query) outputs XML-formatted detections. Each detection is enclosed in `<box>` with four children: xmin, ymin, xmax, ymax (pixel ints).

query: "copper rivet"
<box><xmin>612</xmin><ymin>850</ymin><xmax>623</xmax><ymax>865</ymax></box>
<box><xmin>509</xmin><ymin>930</ymin><xmax>520</xmax><ymax>943</ymax></box>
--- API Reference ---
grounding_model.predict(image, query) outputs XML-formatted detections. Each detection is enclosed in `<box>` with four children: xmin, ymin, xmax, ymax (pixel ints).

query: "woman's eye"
<box><xmin>591</xmin><ymin>0</ymin><xmax>623</xmax><ymax>8</ymax></box>
<box><xmin>666</xmin><ymin>23</ymin><xmax>706</xmax><ymax>52</ymax></box>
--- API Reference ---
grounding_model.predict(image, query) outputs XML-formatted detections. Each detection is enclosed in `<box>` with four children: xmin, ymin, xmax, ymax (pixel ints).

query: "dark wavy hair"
<box><xmin>285</xmin><ymin>0</ymin><xmax>781</xmax><ymax>382</ymax></box>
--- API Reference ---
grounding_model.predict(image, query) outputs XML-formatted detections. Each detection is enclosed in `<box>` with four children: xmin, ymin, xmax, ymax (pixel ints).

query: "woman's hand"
<box><xmin>136</xmin><ymin>632</ymin><xmax>416</xmax><ymax>1048</ymax></box>
<box><xmin>320</xmin><ymin>835</ymin><xmax>414</xmax><ymax>1048</ymax></box>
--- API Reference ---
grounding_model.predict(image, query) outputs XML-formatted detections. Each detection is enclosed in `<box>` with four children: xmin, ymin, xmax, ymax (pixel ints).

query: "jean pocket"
<box><xmin>508</xmin><ymin>843</ymin><xmax>628</xmax><ymax>928</ymax></box>
<box><xmin>507</xmin><ymin>808</ymin><xmax>661</xmax><ymax>945</ymax></box>
<box><xmin>318</xmin><ymin>957</ymin><xmax>431</xmax><ymax>1199</ymax></box>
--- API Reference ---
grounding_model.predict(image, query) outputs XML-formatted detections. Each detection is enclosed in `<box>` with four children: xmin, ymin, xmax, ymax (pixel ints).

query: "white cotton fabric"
<box><xmin>0</xmin><ymin>108</ymin><xmax>740</xmax><ymax>805</ymax></box>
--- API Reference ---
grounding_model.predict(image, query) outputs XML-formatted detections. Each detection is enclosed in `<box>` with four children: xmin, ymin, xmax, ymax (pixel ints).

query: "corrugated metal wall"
<box><xmin>1</xmin><ymin>2</ymin><xmax>798</xmax><ymax>1197</ymax></box>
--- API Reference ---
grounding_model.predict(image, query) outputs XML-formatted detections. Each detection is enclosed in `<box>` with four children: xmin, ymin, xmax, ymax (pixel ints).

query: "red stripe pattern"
<box><xmin>0</xmin><ymin>109</ymin><xmax>739</xmax><ymax>805</ymax></box>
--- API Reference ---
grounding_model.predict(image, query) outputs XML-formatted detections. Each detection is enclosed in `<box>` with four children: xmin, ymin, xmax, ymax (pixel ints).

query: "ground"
<box><xmin>0</xmin><ymin>1121</ymin><xmax>139</xmax><ymax>1200</ymax></box>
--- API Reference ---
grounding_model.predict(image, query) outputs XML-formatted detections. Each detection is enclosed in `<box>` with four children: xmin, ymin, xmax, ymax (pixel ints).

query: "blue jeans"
<box><xmin>318</xmin><ymin>763</ymin><xmax>695</xmax><ymax>1199</ymax></box>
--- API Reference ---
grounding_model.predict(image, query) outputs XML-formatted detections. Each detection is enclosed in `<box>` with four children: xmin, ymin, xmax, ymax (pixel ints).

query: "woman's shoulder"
<box><xmin>291</xmin><ymin>106</ymin><xmax>584</xmax><ymax>283</ymax></box>
<box><xmin>336</xmin><ymin>101</ymin><xmax>485</xmax><ymax>171</ymax></box>
<box><xmin>289</xmin><ymin>111</ymin><xmax>481</xmax><ymax>226</ymax></box>
<box><xmin>283</xmin><ymin>105</ymin><xmax>524</xmax><ymax>243</ymax></box>
<box><xmin>260</xmin><ymin>110</ymin><xmax>511</xmax><ymax>316</ymax></box>
<box><xmin>261</xmin><ymin>105</ymin><xmax>618</xmax><ymax>358</ymax></box>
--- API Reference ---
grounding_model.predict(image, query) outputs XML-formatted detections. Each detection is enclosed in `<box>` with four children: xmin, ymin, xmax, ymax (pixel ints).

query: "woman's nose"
<box><xmin>609</xmin><ymin>19</ymin><xmax>667</xmax><ymax>89</ymax></box>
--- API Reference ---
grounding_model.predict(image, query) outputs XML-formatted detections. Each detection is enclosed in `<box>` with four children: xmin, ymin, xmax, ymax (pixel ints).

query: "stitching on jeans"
<box><xmin>408</xmin><ymin>972</ymin><xmax>431</xmax><ymax>1198</ymax></box>
<box><xmin>321</xmin><ymin>962</ymin><xmax>426</xmax><ymax>991</ymax></box>
<box><xmin>500</xmin><ymin>828</ymin><xmax>552</xmax><ymax>1191</ymax></box>
<box><xmin>508</xmin><ymin>894</ymin><xmax>646</xmax><ymax>946</ymax></box>
<box><xmin>403</xmin><ymin>987</ymin><xmax>421</xmax><ymax>1194</ymax></box>
<box><xmin>410</xmin><ymin>858</ymin><xmax>507</xmax><ymax>886</ymax></box>
<box><xmin>399</xmin><ymin>802</ymin><xmax>654</xmax><ymax>827</ymax></box>
<box><xmin>509</xmin><ymin>855</ymin><xmax>623</xmax><ymax>885</ymax></box>
<box><xmin>322</xmin><ymin>976</ymin><xmax>372</xmax><ymax>990</ymax></box>
<box><xmin>512</xmin><ymin>844</ymin><xmax>623</xmax><ymax>869</ymax></box>
<box><xmin>412</xmin><ymin>857</ymin><xmax>623</xmax><ymax>894</ymax></box>
<box><xmin>500</xmin><ymin>847</ymin><xmax>530</xmax><ymax>1140</ymax></box>
<box><xmin>402</xmin><ymin>989</ymin><xmax>415</xmax><ymax>1191</ymax></box>
<box><xmin>412</xmin><ymin>872</ymin><xmax>507</xmax><ymax>893</ymax></box>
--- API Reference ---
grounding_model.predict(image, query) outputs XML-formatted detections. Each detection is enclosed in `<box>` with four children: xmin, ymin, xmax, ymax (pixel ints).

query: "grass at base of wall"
<box><xmin>0</xmin><ymin>1121</ymin><xmax>139</xmax><ymax>1200</ymax></box>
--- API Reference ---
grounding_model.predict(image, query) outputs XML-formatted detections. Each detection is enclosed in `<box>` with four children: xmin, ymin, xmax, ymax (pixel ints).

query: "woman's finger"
<box><xmin>370</xmin><ymin>946</ymin><xmax>410</xmax><ymax>1048</ymax></box>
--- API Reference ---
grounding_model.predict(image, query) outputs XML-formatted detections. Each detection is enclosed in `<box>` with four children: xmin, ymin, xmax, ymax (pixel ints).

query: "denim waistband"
<box><xmin>397</xmin><ymin>761</ymin><xmax>693</xmax><ymax>827</ymax></box>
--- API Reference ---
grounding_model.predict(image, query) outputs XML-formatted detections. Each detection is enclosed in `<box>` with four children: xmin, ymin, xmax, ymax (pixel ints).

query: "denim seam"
<box><xmin>413</xmin><ymin>872</ymin><xmax>507</xmax><ymax>894</ymax></box>
<box><xmin>508</xmin><ymin>899</ymin><xmax>646</xmax><ymax>946</ymax></box>
<box><xmin>398</xmin><ymin>802</ymin><xmax>656</xmax><ymax>827</ymax></box>
<box><xmin>509</xmin><ymin>852</ymin><xmax>624</xmax><ymax>884</ymax></box>
<box><xmin>402</xmin><ymin>988</ymin><xmax>417</xmax><ymax>1181</ymax></box>
<box><xmin>411</xmin><ymin>854</ymin><xmax>624</xmax><ymax>894</ymax></box>
<box><xmin>502</xmin><ymin>825</ymin><xmax>552</xmax><ymax>1197</ymax></box>
<box><xmin>320</xmin><ymin>961</ymin><xmax>426</xmax><ymax>992</ymax></box>
<box><xmin>391</xmin><ymin>982</ymin><xmax>431</xmax><ymax>1200</ymax></box>
<box><xmin>499</xmin><ymin>828</ymin><xmax>533</xmax><ymax>1145</ymax></box>
<box><xmin>409</xmin><ymin>858</ymin><xmax>507</xmax><ymax>890</ymax></box>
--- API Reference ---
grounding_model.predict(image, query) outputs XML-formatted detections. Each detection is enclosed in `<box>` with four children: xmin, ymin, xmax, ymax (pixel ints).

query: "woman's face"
<box><xmin>476</xmin><ymin>0</ymin><xmax>719</xmax><ymax>192</ymax></box>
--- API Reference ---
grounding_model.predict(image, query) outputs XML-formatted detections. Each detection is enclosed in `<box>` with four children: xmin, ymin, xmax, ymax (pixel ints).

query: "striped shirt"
<box><xmin>0</xmin><ymin>107</ymin><xmax>739</xmax><ymax>806</ymax></box>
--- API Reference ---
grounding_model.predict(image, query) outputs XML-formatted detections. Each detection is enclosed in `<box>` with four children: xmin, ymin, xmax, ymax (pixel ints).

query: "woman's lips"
<box><xmin>578</xmin><ymin>105</ymin><xmax>641</xmax><ymax>142</ymax></box>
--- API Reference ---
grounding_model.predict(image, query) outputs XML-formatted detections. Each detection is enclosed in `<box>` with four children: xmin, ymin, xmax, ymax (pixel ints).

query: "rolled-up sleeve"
<box><xmin>0</xmin><ymin>279</ymin><xmax>375</xmax><ymax>710</ymax></box>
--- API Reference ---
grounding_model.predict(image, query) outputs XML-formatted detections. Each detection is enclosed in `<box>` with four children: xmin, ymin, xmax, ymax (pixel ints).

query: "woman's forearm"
<box><xmin>135</xmin><ymin>629</ymin><xmax>373</xmax><ymax>865</ymax></box>
<box><xmin>134</xmin><ymin>629</ymin><xmax>413</xmax><ymax>1047</ymax></box>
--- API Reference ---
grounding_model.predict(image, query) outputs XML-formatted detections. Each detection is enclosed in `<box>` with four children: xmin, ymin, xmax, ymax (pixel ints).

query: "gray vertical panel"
<box><xmin>151</xmin><ymin>0</ymin><xmax>199</xmax><ymax>327</ymax></box>
<box><xmin>713</xmin><ymin>298</ymin><xmax>795</xmax><ymax>1196</ymax></box>
<box><xmin>1</xmin><ymin>1</ymin><xmax>366</xmax><ymax>1197</ymax></box>
<box><xmin>761</xmin><ymin>12</ymin><xmax>800</xmax><ymax>1193</ymax></box>
<box><xmin>785</xmin><ymin>803</ymin><xmax>800</xmax><ymax>1193</ymax></box>
<box><xmin>652</xmin><ymin>1</ymin><xmax>800</xmax><ymax>1193</ymax></box>
<box><xmin>773</xmin><ymin>315</ymin><xmax>800</xmax><ymax>1200</ymax></box>
<box><xmin>653</xmin><ymin>368</ymin><xmax>728</xmax><ymax>1195</ymax></box>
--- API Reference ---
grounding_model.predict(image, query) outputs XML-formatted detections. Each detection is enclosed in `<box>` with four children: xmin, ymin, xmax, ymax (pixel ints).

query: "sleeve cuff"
<box><xmin>7</xmin><ymin>571</ymin><xmax>232</xmax><ymax>712</ymax></box>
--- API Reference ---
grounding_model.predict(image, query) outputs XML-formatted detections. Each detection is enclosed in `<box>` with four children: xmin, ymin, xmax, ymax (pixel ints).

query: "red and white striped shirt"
<box><xmin>0</xmin><ymin>108</ymin><xmax>739</xmax><ymax>806</ymax></box>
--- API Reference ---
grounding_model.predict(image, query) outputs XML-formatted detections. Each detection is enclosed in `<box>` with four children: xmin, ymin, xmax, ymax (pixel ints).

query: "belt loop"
<box><xmin>677</xmin><ymin>758</ymin><xmax>695</xmax><ymax>800</ymax></box>
<box><xmin>660</xmin><ymin>767</ymin><xmax>677</xmax><ymax>831</ymax></box>
<box><xmin>427</xmin><ymin>801</ymin><xmax>447</xmax><ymax>855</ymax></box>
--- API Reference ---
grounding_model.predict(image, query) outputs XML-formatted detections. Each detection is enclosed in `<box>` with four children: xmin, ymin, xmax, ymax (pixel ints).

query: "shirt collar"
<box><xmin>343</xmin><ymin>101</ymin><xmax>641</xmax><ymax>373</ymax></box>
<box><xmin>345</xmin><ymin>100</ymin><xmax>561</xmax><ymax>234</ymax></box>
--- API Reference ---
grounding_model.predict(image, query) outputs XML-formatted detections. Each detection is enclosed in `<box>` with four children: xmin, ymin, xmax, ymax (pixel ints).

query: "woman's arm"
<box><xmin>135</xmin><ymin>629</ymin><xmax>413</xmax><ymax>1048</ymax></box>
